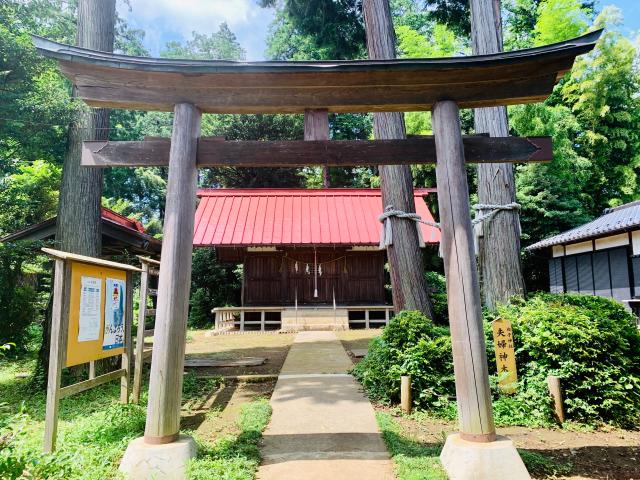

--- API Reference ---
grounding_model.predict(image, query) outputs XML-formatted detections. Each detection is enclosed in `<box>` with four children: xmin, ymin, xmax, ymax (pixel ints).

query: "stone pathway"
<box><xmin>257</xmin><ymin>331</ymin><xmax>395</xmax><ymax>480</ymax></box>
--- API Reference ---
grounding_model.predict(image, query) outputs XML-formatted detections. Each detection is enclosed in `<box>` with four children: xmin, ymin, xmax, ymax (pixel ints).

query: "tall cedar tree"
<box><xmin>36</xmin><ymin>0</ymin><xmax>116</xmax><ymax>384</ymax></box>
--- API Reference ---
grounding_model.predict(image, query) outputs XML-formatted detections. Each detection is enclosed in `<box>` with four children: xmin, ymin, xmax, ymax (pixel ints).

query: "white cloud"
<box><xmin>117</xmin><ymin>0</ymin><xmax>274</xmax><ymax>60</ymax></box>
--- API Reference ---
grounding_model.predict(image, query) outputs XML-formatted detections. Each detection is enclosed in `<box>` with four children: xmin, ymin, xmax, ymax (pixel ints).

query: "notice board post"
<box><xmin>42</xmin><ymin>248</ymin><xmax>140</xmax><ymax>453</ymax></box>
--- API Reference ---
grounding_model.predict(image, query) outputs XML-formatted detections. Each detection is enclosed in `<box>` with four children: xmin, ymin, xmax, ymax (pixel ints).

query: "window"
<box><xmin>549</xmin><ymin>246</ymin><xmax>632</xmax><ymax>299</ymax></box>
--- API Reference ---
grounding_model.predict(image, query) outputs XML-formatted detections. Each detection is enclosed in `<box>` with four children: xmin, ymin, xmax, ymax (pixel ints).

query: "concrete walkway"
<box><xmin>257</xmin><ymin>331</ymin><xmax>395</xmax><ymax>480</ymax></box>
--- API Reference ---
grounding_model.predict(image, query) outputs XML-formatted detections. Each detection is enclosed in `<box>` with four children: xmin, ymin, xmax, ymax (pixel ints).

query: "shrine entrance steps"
<box><xmin>257</xmin><ymin>331</ymin><xmax>395</xmax><ymax>480</ymax></box>
<box><xmin>281</xmin><ymin>307</ymin><xmax>349</xmax><ymax>331</ymax></box>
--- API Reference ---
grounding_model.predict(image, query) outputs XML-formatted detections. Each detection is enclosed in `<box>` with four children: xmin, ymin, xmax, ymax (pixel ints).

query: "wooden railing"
<box><xmin>213</xmin><ymin>306</ymin><xmax>285</xmax><ymax>332</ymax></box>
<box><xmin>345</xmin><ymin>306</ymin><xmax>394</xmax><ymax>328</ymax></box>
<box><xmin>132</xmin><ymin>256</ymin><xmax>160</xmax><ymax>404</ymax></box>
<box><xmin>212</xmin><ymin>305</ymin><xmax>395</xmax><ymax>332</ymax></box>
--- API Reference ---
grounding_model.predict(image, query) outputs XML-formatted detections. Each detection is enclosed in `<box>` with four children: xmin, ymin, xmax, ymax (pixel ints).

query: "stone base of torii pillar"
<box><xmin>440</xmin><ymin>434</ymin><xmax>530</xmax><ymax>480</ymax></box>
<box><xmin>119</xmin><ymin>435</ymin><xmax>196</xmax><ymax>479</ymax></box>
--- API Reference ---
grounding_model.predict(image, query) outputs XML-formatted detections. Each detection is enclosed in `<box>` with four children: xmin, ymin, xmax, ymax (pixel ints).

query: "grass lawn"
<box><xmin>0</xmin><ymin>331</ymin><xmax>280</xmax><ymax>479</ymax></box>
<box><xmin>376</xmin><ymin>411</ymin><xmax>447</xmax><ymax>480</ymax></box>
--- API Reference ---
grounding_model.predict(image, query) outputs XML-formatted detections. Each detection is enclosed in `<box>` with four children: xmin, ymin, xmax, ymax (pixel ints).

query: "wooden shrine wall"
<box><xmin>239</xmin><ymin>248</ymin><xmax>386</xmax><ymax>306</ymax></box>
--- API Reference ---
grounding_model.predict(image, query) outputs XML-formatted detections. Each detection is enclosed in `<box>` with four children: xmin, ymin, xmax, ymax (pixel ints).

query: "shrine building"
<box><xmin>528</xmin><ymin>200</ymin><xmax>640</xmax><ymax>319</ymax></box>
<box><xmin>193</xmin><ymin>188</ymin><xmax>440</xmax><ymax>331</ymax></box>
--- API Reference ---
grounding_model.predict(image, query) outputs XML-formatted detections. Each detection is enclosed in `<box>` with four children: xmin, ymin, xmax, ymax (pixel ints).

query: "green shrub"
<box><xmin>495</xmin><ymin>293</ymin><xmax>640</xmax><ymax>427</ymax></box>
<box><xmin>425</xmin><ymin>271</ymin><xmax>448</xmax><ymax>325</ymax></box>
<box><xmin>355</xmin><ymin>294</ymin><xmax>640</xmax><ymax>428</ymax></box>
<box><xmin>189</xmin><ymin>288</ymin><xmax>211</xmax><ymax>328</ymax></box>
<box><xmin>353</xmin><ymin>311</ymin><xmax>455</xmax><ymax>411</ymax></box>
<box><xmin>0</xmin><ymin>243</ymin><xmax>40</xmax><ymax>351</ymax></box>
<box><xmin>188</xmin><ymin>249</ymin><xmax>241</xmax><ymax>328</ymax></box>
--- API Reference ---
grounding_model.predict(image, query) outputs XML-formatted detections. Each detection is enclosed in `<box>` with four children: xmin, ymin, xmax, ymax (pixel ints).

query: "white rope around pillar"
<box><xmin>378</xmin><ymin>202</ymin><xmax>520</xmax><ymax>252</ymax></box>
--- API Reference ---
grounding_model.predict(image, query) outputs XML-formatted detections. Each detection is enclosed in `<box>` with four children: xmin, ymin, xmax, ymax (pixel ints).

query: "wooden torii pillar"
<box><xmin>144</xmin><ymin>103</ymin><xmax>201</xmax><ymax>444</ymax></box>
<box><xmin>433</xmin><ymin>100</ymin><xmax>495</xmax><ymax>441</ymax></box>
<box><xmin>434</xmin><ymin>100</ymin><xmax>530</xmax><ymax>478</ymax></box>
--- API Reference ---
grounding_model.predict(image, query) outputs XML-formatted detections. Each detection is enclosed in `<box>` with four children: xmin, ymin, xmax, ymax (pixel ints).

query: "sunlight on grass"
<box><xmin>187</xmin><ymin>398</ymin><xmax>272</xmax><ymax>480</ymax></box>
<box><xmin>0</xmin><ymin>359</ymin><xmax>261</xmax><ymax>480</ymax></box>
<box><xmin>376</xmin><ymin>411</ymin><xmax>447</xmax><ymax>480</ymax></box>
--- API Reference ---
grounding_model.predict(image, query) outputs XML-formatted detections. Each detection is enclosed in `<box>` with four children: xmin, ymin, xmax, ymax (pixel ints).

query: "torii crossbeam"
<box><xmin>34</xmin><ymin>29</ymin><xmax>601</xmax><ymax>479</ymax></box>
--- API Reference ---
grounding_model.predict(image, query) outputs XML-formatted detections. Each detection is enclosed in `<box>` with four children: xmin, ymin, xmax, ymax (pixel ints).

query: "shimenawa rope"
<box><xmin>378</xmin><ymin>202</ymin><xmax>520</xmax><ymax>249</ymax></box>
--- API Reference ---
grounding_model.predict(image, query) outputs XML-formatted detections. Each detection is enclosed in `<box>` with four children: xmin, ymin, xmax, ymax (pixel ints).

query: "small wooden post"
<box><xmin>43</xmin><ymin>259</ymin><xmax>70</xmax><ymax>453</ymax></box>
<box><xmin>89</xmin><ymin>361</ymin><xmax>96</xmax><ymax>380</ymax></box>
<box><xmin>547</xmin><ymin>375</ymin><xmax>565</xmax><ymax>424</ymax></box>
<box><xmin>120</xmin><ymin>270</ymin><xmax>134</xmax><ymax>404</ymax></box>
<box><xmin>260</xmin><ymin>310</ymin><xmax>266</xmax><ymax>332</ymax></box>
<box><xmin>401</xmin><ymin>375</ymin><xmax>412</xmax><ymax>414</ymax></box>
<box><xmin>240</xmin><ymin>310</ymin><xmax>245</xmax><ymax>332</ymax></box>
<box><xmin>144</xmin><ymin>102</ymin><xmax>201</xmax><ymax>444</ymax></box>
<box><xmin>365</xmin><ymin>309</ymin><xmax>370</xmax><ymax>329</ymax></box>
<box><xmin>132</xmin><ymin>261</ymin><xmax>149</xmax><ymax>404</ymax></box>
<box><xmin>304</xmin><ymin>109</ymin><xmax>330</xmax><ymax>187</ymax></box>
<box><xmin>433</xmin><ymin>100</ymin><xmax>496</xmax><ymax>442</ymax></box>
<box><xmin>385</xmin><ymin>308</ymin><xmax>390</xmax><ymax>325</ymax></box>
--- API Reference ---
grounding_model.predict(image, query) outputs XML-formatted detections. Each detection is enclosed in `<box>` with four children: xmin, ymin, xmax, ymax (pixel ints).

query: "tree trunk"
<box><xmin>362</xmin><ymin>0</ymin><xmax>435</xmax><ymax>319</ymax></box>
<box><xmin>304</xmin><ymin>109</ymin><xmax>330</xmax><ymax>187</ymax></box>
<box><xmin>469</xmin><ymin>0</ymin><xmax>525</xmax><ymax>310</ymax></box>
<box><xmin>56</xmin><ymin>0</ymin><xmax>115</xmax><ymax>256</ymax></box>
<box><xmin>35</xmin><ymin>0</ymin><xmax>116</xmax><ymax>387</ymax></box>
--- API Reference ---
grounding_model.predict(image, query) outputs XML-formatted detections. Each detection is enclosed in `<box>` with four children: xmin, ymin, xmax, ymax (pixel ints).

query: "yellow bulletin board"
<box><xmin>66</xmin><ymin>261</ymin><xmax>127</xmax><ymax>367</ymax></box>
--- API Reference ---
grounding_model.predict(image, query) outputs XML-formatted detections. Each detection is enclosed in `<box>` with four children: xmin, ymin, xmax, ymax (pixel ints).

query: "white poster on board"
<box><xmin>78</xmin><ymin>276</ymin><xmax>102</xmax><ymax>342</ymax></box>
<box><xmin>103</xmin><ymin>278</ymin><xmax>126</xmax><ymax>350</ymax></box>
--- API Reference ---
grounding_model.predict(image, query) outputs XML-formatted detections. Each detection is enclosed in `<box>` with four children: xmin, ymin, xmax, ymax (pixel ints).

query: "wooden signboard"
<box><xmin>66</xmin><ymin>261</ymin><xmax>128</xmax><ymax>367</ymax></box>
<box><xmin>492</xmin><ymin>318</ymin><xmax>518</xmax><ymax>393</ymax></box>
<box><xmin>41</xmin><ymin>248</ymin><xmax>139</xmax><ymax>453</ymax></box>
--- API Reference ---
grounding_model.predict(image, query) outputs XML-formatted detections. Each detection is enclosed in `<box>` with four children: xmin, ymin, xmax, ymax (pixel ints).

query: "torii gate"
<box><xmin>34</xmin><ymin>30</ymin><xmax>600</xmax><ymax>479</ymax></box>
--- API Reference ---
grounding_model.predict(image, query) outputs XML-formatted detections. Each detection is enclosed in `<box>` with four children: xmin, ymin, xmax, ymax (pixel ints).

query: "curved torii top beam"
<box><xmin>33</xmin><ymin>30</ymin><xmax>600</xmax><ymax>114</ymax></box>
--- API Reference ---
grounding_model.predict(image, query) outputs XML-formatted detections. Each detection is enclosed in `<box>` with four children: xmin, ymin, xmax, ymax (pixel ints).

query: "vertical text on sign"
<box><xmin>492</xmin><ymin>318</ymin><xmax>518</xmax><ymax>393</ymax></box>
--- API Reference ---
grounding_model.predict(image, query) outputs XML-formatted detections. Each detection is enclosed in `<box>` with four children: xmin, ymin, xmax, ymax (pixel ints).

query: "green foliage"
<box><xmin>356</xmin><ymin>295</ymin><xmax>640</xmax><ymax>428</ymax></box>
<box><xmin>187</xmin><ymin>399</ymin><xmax>272</xmax><ymax>480</ymax></box>
<box><xmin>533</xmin><ymin>0</ymin><xmax>589</xmax><ymax>46</ymax></box>
<box><xmin>189</xmin><ymin>288</ymin><xmax>212</xmax><ymax>328</ymax></box>
<box><xmin>260</xmin><ymin>0</ymin><xmax>366</xmax><ymax>60</ymax></box>
<box><xmin>201</xmin><ymin>113</ymin><xmax>305</xmax><ymax>188</ymax></box>
<box><xmin>511</xmin><ymin>102</ymin><xmax>592</xmax><ymax>244</ymax></box>
<box><xmin>0</xmin><ymin>385</ymin><xmax>146</xmax><ymax>479</ymax></box>
<box><xmin>494</xmin><ymin>294</ymin><xmax>640</xmax><ymax>427</ymax></box>
<box><xmin>396</xmin><ymin>24</ymin><xmax>460</xmax><ymax>58</ymax></box>
<box><xmin>0</xmin><ymin>243</ymin><xmax>46</xmax><ymax>351</ymax></box>
<box><xmin>265</xmin><ymin>9</ymin><xmax>337</xmax><ymax>61</ymax></box>
<box><xmin>0</xmin><ymin>161</ymin><xmax>61</xmax><ymax>235</ymax></box>
<box><xmin>189</xmin><ymin>249</ymin><xmax>241</xmax><ymax>328</ymax></box>
<box><xmin>561</xmin><ymin>7</ymin><xmax>640</xmax><ymax>211</ymax></box>
<box><xmin>0</xmin><ymin>1</ymin><xmax>76</xmax><ymax>166</ymax></box>
<box><xmin>353</xmin><ymin>311</ymin><xmax>455</xmax><ymax>411</ymax></box>
<box><xmin>162</xmin><ymin>22</ymin><xmax>246</xmax><ymax>60</ymax></box>
<box><xmin>424</xmin><ymin>272</ymin><xmax>447</xmax><ymax>325</ymax></box>
<box><xmin>376</xmin><ymin>411</ymin><xmax>447</xmax><ymax>480</ymax></box>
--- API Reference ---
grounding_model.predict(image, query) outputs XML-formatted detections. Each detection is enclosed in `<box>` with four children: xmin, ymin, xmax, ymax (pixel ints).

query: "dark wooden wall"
<box><xmin>240</xmin><ymin>248</ymin><xmax>386</xmax><ymax>306</ymax></box>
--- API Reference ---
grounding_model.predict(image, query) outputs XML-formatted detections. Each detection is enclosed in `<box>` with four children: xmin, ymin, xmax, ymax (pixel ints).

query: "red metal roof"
<box><xmin>193</xmin><ymin>188</ymin><xmax>440</xmax><ymax>247</ymax></box>
<box><xmin>101</xmin><ymin>208</ymin><xmax>146</xmax><ymax>233</ymax></box>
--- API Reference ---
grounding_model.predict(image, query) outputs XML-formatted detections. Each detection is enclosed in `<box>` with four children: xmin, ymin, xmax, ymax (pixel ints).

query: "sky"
<box><xmin>115</xmin><ymin>0</ymin><xmax>276</xmax><ymax>60</ymax></box>
<box><xmin>116</xmin><ymin>0</ymin><xmax>639</xmax><ymax>61</ymax></box>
